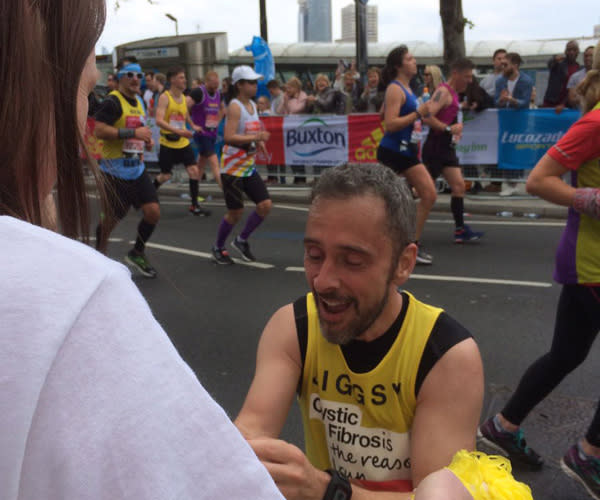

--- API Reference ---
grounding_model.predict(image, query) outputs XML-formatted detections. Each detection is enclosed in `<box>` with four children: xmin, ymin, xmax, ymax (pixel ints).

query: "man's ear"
<box><xmin>392</xmin><ymin>243</ymin><xmax>417</xmax><ymax>287</ymax></box>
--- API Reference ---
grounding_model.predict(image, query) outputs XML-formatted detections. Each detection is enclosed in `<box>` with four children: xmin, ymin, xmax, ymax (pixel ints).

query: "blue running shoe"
<box><xmin>561</xmin><ymin>444</ymin><xmax>600</xmax><ymax>500</ymax></box>
<box><xmin>454</xmin><ymin>224</ymin><xmax>484</xmax><ymax>243</ymax></box>
<box><xmin>477</xmin><ymin>417</ymin><xmax>543</xmax><ymax>469</ymax></box>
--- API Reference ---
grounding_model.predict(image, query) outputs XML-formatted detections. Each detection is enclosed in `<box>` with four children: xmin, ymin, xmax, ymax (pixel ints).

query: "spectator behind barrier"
<box><xmin>542</xmin><ymin>40</ymin><xmax>580</xmax><ymax>111</ymax></box>
<box><xmin>462</xmin><ymin>78</ymin><xmax>494</xmax><ymax>112</ymax></box>
<box><xmin>266</xmin><ymin>79</ymin><xmax>284</xmax><ymax>115</ymax></box>
<box><xmin>306</xmin><ymin>74</ymin><xmax>342</xmax><ymax>114</ymax></box>
<box><xmin>421</xmin><ymin>65</ymin><xmax>444</xmax><ymax>96</ymax></box>
<box><xmin>479</xmin><ymin>49</ymin><xmax>507</xmax><ymax>100</ymax></box>
<box><xmin>495</xmin><ymin>52</ymin><xmax>533</xmax><ymax>109</ymax></box>
<box><xmin>567</xmin><ymin>45</ymin><xmax>595</xmax><ymax>109</ymax></box>
<box><xmin>355</xmin><ymin>67</ymin><xmax>385</xmax><ymax>113</ymax></box>
<box><xmin>339</xmin><ymin>70</ymin><xmax>361</xmax><ymax>114</ymax></box>
<box><xmin>276</xmin><ymin>77</ymin><xmax>307</xmax><ymax>183</ymax></box>
<box><xmin>276</xmin><ymin>76</ymin><xmax>307</xmax><ymax>115</ymax></box>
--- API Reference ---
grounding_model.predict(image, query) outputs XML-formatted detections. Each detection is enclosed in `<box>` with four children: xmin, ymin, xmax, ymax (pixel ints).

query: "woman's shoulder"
<box><xmin>0</xmin><ymin>216</ymin><xmax>128</xmax><ymax>287</ymax></box>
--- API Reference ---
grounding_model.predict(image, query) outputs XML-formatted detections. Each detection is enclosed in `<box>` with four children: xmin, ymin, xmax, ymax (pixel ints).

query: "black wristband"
<box><xmin>322</xmin><ymin>469</ymin><xmax>352</xmax><ymax>500</ymax></box>
<box><xmin>118</xmin><ymin>128</ymin><xmax>136</xmax><ymax>139</ymax></box>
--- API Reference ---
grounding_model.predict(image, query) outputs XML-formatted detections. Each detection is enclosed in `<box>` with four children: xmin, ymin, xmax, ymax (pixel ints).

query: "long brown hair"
<box><xmin>0</xmin><ymin>0</ymin><xmax>106</xmax><ymax>239</ymax></box>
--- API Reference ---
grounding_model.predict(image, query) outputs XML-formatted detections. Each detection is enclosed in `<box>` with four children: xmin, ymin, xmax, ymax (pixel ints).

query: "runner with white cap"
<box><xmin>212</xmin><ymin>65</ymin><xmax>272</xmax><ymax>264</ymax></box>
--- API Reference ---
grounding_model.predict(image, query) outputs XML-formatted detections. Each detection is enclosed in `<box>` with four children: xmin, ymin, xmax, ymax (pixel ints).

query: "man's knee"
<box><xmin>142</xmin><ymin>203</ymin><xmax>160</xmax><ymax>225</ymax></box>
<box><xmin>226</xmin><ymin>209</ymin><xmax>244</xmax><ymax>224</ymax></box>
<box><xmin>256</xmin><ymin>199</ymin><xmax>272</xmax><ymax>217</ymax></box>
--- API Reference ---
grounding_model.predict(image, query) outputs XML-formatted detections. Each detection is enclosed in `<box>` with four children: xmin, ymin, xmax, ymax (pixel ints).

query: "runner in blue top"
<box><xmin>377</xmin><ymin>45</ymin><xmax>435</xmax><ymax>265</ymax></box>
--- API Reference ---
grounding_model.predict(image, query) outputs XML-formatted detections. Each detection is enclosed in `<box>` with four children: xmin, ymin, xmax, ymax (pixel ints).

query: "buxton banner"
<box><xmin>282</xmin><ymin>115</ymin><xmax>349</xmax><ymax>166</ymax></box>
<box><xmin>497</xmin><ymin>108</ymin><xmax>579</xmax><ymax>170</ymax></box>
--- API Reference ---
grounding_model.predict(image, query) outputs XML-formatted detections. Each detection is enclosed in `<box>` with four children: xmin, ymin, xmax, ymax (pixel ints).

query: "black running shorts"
<box><xmin>422</xmin><ymin>132</ymin><xmax>460</xmax><ymax>180</ymax></box>
<box><xmin>221</xmin><ymin>170</ymin><xmax>270</xmax><ymax>210</ymax></box>
<box><xmin>376</xmin><ymin>146</ymin><xmax>420</xmax><ymax>174</ymax></box>
<box><xmin>159</xmin><ymin>144</ymin><xmax>196</xmax><ymax>173</ymax></box>
<box><xmin>102</xmin><ymin>170</ymin><xmax>159</xmax><ymax>220</ymax></box>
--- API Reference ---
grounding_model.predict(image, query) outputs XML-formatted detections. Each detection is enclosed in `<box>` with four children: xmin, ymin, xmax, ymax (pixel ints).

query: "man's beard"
<box><xmin>314</xmin><ymin>284</ymin><xmax>391</xmax><ymax>346</ymax></box>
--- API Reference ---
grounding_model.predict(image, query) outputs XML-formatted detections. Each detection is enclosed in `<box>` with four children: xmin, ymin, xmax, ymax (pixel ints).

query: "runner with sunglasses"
<box><xmin>212</xmin><ymin>65</ymin><xmax>271</xmax><ymax>264</ymax></box>
<box><xmin>93</xmin><ymin>59</ymin><xmax>160</xmax><ymax>277</ymax></box>
<box><xmin>154</xmin><ymin>66</ymin><xmax>210</xmax><ymax>217</ymax></box>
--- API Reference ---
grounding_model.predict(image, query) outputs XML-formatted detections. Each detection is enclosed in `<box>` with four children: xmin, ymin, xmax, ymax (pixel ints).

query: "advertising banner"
<box><xmin>455</xmin><ymin>109</ymin><xmax>498</xmax><ymax>165</ymax></box>
<box><xmin>497</xmin><ymin>108</ymin><xmax>579</xmax><ymax>170</ymax></box>
<box><xmin>348</xmin><ymin>114</ymin><xmax>385</xmax><ymax>164</ymax></box>
<box><xmin>282</xmin><ymin>115</ymin><xmax>349</xmax><ymax>166</ymax></box>
<box><xmin>256</xmin><ymin>116</ymin><xmax>285</xmax><ymax>165</ymax></box>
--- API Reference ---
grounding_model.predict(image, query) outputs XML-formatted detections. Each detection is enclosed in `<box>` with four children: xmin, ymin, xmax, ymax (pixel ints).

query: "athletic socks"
<box><xmin>216</xmin><ymin>217</ymin><xmax>234</xmax><ymax>249</ymax></box>
<box><xmin>240</xmin><ymin>211</ymin><xmax>264</xmax><ymax>241</ymax></box>
<box><xmin>451</xmin><ymin>196</ymin><xmax>465</xmax><ymax>229</ymax></box>
<box><xmin>134</xmin><ymin>219</ymin><xmax>156</xmax><ymax>253</ymax></box>
<box><xmin>189</xmin><ymin>179</ymin><xmax>199</xmax><ymax>207</ymax></box>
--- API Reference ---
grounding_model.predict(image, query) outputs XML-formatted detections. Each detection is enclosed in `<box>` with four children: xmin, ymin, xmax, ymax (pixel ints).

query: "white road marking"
<box><xmin>86</xmin><ymin>237</ymin><xmax>123</xmax><ymax>242</ymax></box>
<box><xmin>139</xmin><ymin>242</ymin><xmax>275</xmax><ymax>269</ymax></box>
<box><xmin>284</xmin><ymin>267</ymin><xmax>552</xmax><ymax>288</ymax></box>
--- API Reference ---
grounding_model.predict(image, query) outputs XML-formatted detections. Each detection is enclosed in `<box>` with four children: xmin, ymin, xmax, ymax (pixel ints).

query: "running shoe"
<box><xmin>124</xmin><ymin>250</ymin><xmax>157</xmax><ymax>278</ymax></box>
<box><xmin>477</xmin><ymin>417</ymin><xmax>544</xmax><ymax>469</ymax></box>
<box><xmin>454</xmin><ymin>225</ymin><xmax>484</xmax><ymax>243</ymax></box>
<box><xmin>189</xmin><ymin>205</ymin><xmax>211</xmax><ymax>216</ymax></box>
<box><xmin>416</xmin><ymin>246</ymin><xmax>433</xmax><ymax>265</ymax></box>
<box><xmin>561</xmin><ymin>444</ymin><xmax>600</xmax><ymax>500</ymax></box>
<box><xmin>231</xmin><ymin>236</ymin><xmax>256</xmax><ymax>262</ymax></box>
<box><xmin>212</xmin><ymin>246</ymin><xmax>234</xmax><ymax>265</ymax></box>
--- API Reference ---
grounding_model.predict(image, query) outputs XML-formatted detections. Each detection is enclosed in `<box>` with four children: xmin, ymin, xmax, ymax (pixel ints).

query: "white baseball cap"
<box><xmin>231</xmin><ymin>65</ymin><xmax>263</xmax><ymax>84</ymax></box>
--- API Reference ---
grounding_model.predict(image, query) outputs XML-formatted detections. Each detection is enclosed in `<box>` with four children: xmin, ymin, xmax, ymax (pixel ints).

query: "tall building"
<box><xmin>298</xmin><ymin>0</ymin><xmax>332</xmax><ymax>42</ymax></box>
<box><xmin>340</xmin><ymin>3</ymin><xmax>378</xmax><ymax>43</ymax></box>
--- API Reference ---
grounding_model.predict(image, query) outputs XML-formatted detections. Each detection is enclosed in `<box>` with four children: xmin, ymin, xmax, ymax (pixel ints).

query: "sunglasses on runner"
<box><xmin>125</xmin><ymin>72</ymin><xmax>144</xmax><ymax>80</ymax></box>
<box><xmin>239</xmin><ymin>79</ymin><xmax>258</xmax><ymax>85</ymax></box>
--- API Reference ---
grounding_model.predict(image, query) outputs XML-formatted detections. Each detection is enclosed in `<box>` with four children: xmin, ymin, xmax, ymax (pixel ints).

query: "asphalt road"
<box><xmin>98</xmin><ymin>197</ymin><xmax>598</xmax><ymax>500</ymax></box>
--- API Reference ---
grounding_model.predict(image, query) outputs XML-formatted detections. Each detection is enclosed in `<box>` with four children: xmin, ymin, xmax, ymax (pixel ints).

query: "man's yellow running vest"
<box><xmin>159</xmin><ymin>90</ymin><xmax>190</xmax><ymax>149</ymax></box>
<box><xmin>101</xmin><ymin>90</ymin><xmax>146</xmax><ymax>160</ymax></box>
<box><xmin>298</xmin><ymin>291</ymin><xmax>443</xmax><ymax>493</ymax></box>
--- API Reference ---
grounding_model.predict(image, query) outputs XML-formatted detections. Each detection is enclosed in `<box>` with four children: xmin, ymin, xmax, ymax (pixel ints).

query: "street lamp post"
<box><xmin>165</xmin><ymin>13</ymin><xmax>179</xmax><ymax>36</ymax></box>
<box><xmin>259</xmin><ymin>0</ymin><xmax>268</xmax><ymax>41</ymax></box>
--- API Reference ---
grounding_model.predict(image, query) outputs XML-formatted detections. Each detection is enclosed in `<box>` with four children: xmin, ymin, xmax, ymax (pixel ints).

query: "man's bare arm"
<box><xmin>235</xmin><ymin>304</ymin><xmax>302</xmax><ymax>439</ymax></box>
<box><xmin>410</xmin><ymin>338</ymin><xmax>484</xmax><ymax>487</ymax></box>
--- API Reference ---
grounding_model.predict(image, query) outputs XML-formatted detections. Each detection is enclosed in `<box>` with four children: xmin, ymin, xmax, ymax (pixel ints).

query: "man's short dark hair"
<box><xmin>450</xmin><ymin>58</ymin><xmax>474</xmax><ymax>73</ymax></box>
<box><xmin>585</xmin><ymin>45</ymin><xmax>595</xmax><ymax>53</ymax></box>
<box><xmin>266</xmin><ymin>79</ymin><xmax>281</xmax><ymax>89</ymax></box>
<box><xmin>116</xmin><ymin>56</ymin><xmax>138</xmax><ymax>71</ymax></box>
<box><xmin>493</xmin><ymin>48</ymin><xmax>507</xmax><ymax>59</ymax></box>
<box><xmin>311</xmin><ymin>164</ymin><xmax>416</xmax><ymax>262</ymax></box>
<box><xmin>167</xmin><ymin>66</ymin><xmax>185</xmax><ymax>81</ymax></box>
<box><xmin>144</xmin><ymin>71</ymin><xmax>155</xmax><ymax>78</ymax></box>
<box><xmin>505</xmin><ymin>52</ymin><xmax>523</xmax><ymax>67</ymax></box>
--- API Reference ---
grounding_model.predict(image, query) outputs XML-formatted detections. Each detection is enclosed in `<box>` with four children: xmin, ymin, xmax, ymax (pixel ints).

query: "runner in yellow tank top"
<box><xmin>154</xmin><ymin>66</ymin><xmax>210</xmax><ymax>216</ymax></box>
<box><xmin>234</xmin><ymin>164</ymin><xmax>495</xmax><ymax>500</ymax></box>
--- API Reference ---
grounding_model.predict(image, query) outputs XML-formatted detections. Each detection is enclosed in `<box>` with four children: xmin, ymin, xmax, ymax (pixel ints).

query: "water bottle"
<box><xmin>497</xmin><ymin>211</ymin><xmax>513</xmax><ymax>217</ymax></box>
<box><xmin>410</xmin><ymin>119</ymin><xmax>423</xmax><ymax>144</ymax></box>
<box><xmin>421</xmin><ymin>86</ymin><xmax>430</xmax><ymax>104</ymax></box>
<box><xmin>452</xmin><ymin>108</ymin><xmax>463</xmax><ymax>147</ymax></box>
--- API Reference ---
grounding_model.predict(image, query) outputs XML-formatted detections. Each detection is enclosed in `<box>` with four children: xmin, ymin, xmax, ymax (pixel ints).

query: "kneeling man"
<box><xmin>236</xmin><ymin>164</ymin><xmax>484</xmax><ymax>499</ymax></box>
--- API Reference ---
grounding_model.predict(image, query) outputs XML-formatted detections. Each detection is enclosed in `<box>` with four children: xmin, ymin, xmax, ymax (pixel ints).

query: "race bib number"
<box><xmin>205</xmin><ymin>112</ymin><xmax>219</xmax><ymax>129</ymax></box>
<box><xmin>170</xmin><ymin>114</ymin><xmax>186</xmax><ymax>130</ymax></box>
<box><xmin>245</xmin><ymin>121</ymin><xmax>261</xmax><ymax>134</ymax></box>
<box><xmin>122</xmin><ymin>115</ymin><xmax>145</xmax><ymax>155</ymax></box>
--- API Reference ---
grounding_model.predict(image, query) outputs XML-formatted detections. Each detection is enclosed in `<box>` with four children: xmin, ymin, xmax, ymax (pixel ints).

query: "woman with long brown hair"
<box><xmin>377</xmin><ymin>45</ymin><xmax>435</xmax><ymax>265</ymax></box>
<box><xmin>0</xmin><ymin>2</ymin><xmax>285</xmax><ymax>499</ymax></box>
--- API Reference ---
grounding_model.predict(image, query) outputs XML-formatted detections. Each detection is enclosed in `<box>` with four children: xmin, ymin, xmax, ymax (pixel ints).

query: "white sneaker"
<box><xmin>499</xmin><ymin>182</ymin><xmax>518</xmax><ymax>197</ymax></box>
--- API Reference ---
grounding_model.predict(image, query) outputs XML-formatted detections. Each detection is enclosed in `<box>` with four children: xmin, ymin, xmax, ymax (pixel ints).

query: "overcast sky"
<box><xmin>96</xmin><ymin>0</ymin><xmax>599</xmax><ymax>54</ymax></box>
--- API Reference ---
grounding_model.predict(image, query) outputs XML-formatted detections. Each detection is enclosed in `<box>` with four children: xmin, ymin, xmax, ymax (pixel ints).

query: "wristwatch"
<box><xmin>322</xmin><ymin>469</ymin><xmax>352</xmax><ymax>500</ymax></box>
<box><xmin>445</xmin><ymin>125</ymin><xmax>452</xmax><ymax>134</ymax></box>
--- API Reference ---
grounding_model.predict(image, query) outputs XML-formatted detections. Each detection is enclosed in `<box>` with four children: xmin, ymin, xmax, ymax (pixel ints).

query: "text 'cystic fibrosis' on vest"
<box><xmin>312</xmin><ymin>370</ymin><xmax>402</xmax><ymax>406</ymax></box>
